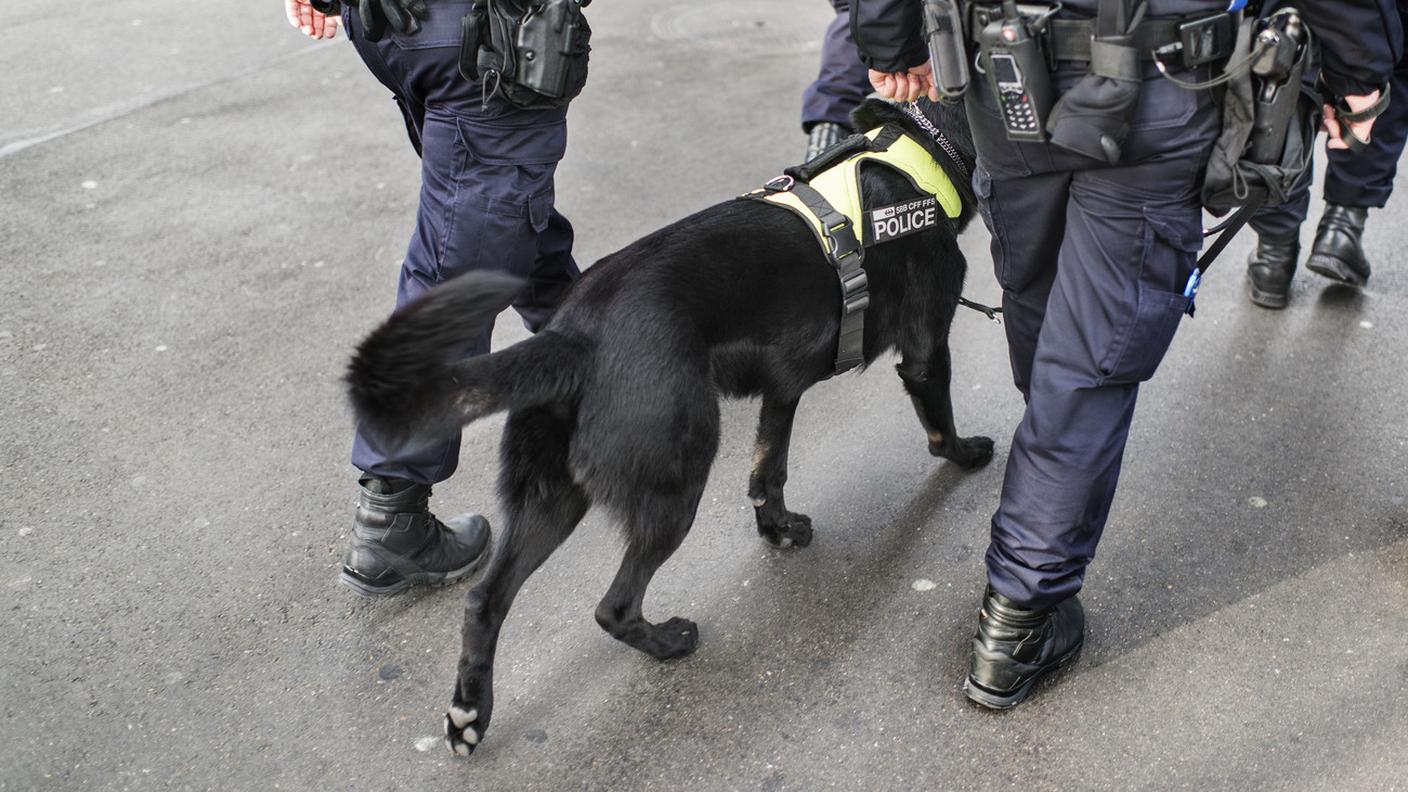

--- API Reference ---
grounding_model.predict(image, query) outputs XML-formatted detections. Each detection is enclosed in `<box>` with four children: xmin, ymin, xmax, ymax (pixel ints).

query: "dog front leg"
<box><xmin>748</xmin><ymin>394</ymin><xmax>812</xmax><ymax>548</ymax></box>
<box><xmin>899</xmin><ymin>343</ymin><xmax>994</xmax><ymax>469</ymax></box>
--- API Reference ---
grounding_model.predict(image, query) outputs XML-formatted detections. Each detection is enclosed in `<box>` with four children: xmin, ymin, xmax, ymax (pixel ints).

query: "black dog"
<box><xmin>346</xmin><ymin>98</ymin><xmax>992</xmax><ymax>756</ymax></box>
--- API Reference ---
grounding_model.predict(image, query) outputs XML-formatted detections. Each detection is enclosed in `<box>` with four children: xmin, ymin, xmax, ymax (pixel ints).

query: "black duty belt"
<box><xmin>970</xmin><ymin>5</ymin><xmax>1236</xmax><ymax>67</ymax></box>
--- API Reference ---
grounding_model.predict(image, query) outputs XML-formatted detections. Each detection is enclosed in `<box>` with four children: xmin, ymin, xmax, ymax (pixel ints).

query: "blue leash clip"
<box><xmin>1226</xmin><ymin>0</ymin><xmax>1248</xmax><ymax>11</ymax></box>
<box><xmin>1182</xmin><ymin>267</ymin><xmax>1202</xmax><ymax>317</ymax></box>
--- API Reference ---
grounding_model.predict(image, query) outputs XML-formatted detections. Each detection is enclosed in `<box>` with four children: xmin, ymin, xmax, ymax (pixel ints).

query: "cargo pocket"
<box><xmin>450</xmin><ymin>114</ymin><xmax>562</xmax><ymax>222</ymax></box>
<box><xmin>436</xmin><ymin>114</ymin><xmax>565</xmax><ymax>279</ymax></box>
<box><xmin>1099</xmin><ymin>207</ymin><xmax>1199</xmax><ymax>385</ymax></box>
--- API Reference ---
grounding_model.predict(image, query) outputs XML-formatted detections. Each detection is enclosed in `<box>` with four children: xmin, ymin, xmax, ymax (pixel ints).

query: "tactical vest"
<box><xmin>744</xmin><ymin>124</ymin><xmax>963</xmax><ymax>375</ymax></box>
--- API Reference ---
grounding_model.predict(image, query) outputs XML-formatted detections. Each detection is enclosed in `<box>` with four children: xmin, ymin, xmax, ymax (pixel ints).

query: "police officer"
<box><xmin>1248</xmin><ymin>1</ymin><xmax>1408</xmax><ymax>307</ymax></box>
<box><xmin>286</xmin><ymin>0</ymin><xmax>582</xmax><ymax>597</ymax></box>
<box><xmin>852</xmin><ymin>0</ymin><xmax>1397</xmax><ymax>709</ymax></box>
<box><xmin>803</xmin><ymin>0</ymin><xmax>875</xmax><ymax>159</ymax></box>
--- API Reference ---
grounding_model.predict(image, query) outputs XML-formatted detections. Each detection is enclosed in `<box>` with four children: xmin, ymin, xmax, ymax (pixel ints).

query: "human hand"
<box><xmin>1324</xmin><ymin>89</ymin><xmax>1381</xmax><ymax>151</ymax></box>
<box><xmin>285</xmin><ymin>0</ymin><xmax>340</xmax><ymax>39</ymax></box>
<box><xmin>868</xmin><ymin>64</ymin><xmax>939</xmax><ymax>103</ymax></box>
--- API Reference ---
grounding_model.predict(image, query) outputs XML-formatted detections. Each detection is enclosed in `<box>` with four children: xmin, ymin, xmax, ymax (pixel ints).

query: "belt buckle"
<box><xmin>823</xmin><ymin>218</ymin><xmax>863</xmax><ymax>265</ymax></box>
<box><xmin>1178</xmin><ymin>13</ymin><xmax>1233</xmax><ymax>69</ymax></box>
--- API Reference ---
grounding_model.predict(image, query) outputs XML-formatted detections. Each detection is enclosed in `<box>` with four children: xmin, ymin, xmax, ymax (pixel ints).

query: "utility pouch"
<box><xmin>1045</xmin><ymin>0</ymin><xmax>1146</xmax><ymax>165</ymax></box>
<box><xmin>459</xmin><ymin>0</ymin><xmax>591</xmax><ymax>110</ymax></box>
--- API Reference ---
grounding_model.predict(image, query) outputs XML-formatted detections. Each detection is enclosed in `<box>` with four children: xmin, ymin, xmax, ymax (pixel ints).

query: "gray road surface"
<box><xmin>3</xmin><ymin>2</ymin><xmax>1407</xmax><ymax>790</ymax></box>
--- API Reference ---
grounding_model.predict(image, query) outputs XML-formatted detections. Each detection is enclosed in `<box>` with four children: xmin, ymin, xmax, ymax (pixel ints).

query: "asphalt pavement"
<box><xmin>3</xmin><ymin>2</ymin><xmax>1407</xmax><ymax>790</ymax></box>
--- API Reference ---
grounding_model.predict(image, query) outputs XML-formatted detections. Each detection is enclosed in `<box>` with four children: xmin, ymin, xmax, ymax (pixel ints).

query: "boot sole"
<box><xmin>1248</xmin><ymin>285</ymin><xmax>1288</xmax><ymax>310</ymax></box>
<box><xmin>962</xmin><ymin>638</ymin><xmax>1084</xmax><ymax>711</ymax></box>
<box><xmin>1305</xmin><ymin>254</ymin><xmax>1368</xmax><ymax>288</ymax></box>
<box><xmin>339</xmin><ymin>549</ymin><xmax>487</xmax><ymax>599</ymax></box>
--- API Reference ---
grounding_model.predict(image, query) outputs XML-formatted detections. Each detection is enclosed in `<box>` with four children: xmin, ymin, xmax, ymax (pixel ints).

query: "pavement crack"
<box><xmin>0</xmin><ymin>44</ymin><xmax>330</xmax><ymax>159</ymax></box>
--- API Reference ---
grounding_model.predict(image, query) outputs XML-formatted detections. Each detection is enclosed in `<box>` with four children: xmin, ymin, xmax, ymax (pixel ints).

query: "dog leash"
<box><xmin>959</xmin><ymin>296</ymin><xmax>1002</xmax><ymax>324</ymax></box>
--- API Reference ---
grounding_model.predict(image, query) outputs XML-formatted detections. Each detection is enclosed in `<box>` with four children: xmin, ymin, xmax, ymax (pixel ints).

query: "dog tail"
<box><xmin>345</xmin><ymin>271</ymin><xmax>589</xmax><ymax>440</ymax></box>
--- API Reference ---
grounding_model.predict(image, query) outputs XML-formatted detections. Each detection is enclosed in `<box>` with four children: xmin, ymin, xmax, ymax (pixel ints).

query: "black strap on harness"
<box><xmin>760</xmin><ymin>130</ymin><xmax>884</xmax><ymax>375</ymax></box>
<box><xmin>782</xmin><ymin>180</ymin><xmax>870</xmax><ymax>374</ymax></box>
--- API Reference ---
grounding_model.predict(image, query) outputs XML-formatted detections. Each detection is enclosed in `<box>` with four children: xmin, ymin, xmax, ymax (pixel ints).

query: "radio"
<box><xmin>978</xmin><ymin>1</ymin><xmax>1055</xmax><ymax>142</ymax></box>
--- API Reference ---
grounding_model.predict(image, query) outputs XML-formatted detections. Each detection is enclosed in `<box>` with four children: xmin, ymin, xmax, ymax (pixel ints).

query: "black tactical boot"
<box><xmin>1305</xmin><ymin>204</ymin><xmax>1372</xmax><ymax>287</ymax></box>
<box><xmin>805</xmin><ymin>121</ymin><xmax>848</xmax><ymax>162</ymax></box>
<box><xmin>339</xmin><ymin>476</ymin><xmax>491</xmax><ymax>598</ymax></box>
<box><xmin>1246</xmin><ymin>232</ymin><xmax>1300</xmax><ymax>309</ymax></box>
<box><xmin>963</xmin><ymin>587</ymin><xmax>1085</xmax><ymax>710</ymax></box>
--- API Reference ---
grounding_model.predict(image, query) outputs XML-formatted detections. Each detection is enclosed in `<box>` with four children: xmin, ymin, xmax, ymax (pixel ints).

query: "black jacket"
<box><xmin>851</xmin><ymin>1</ymin><xmax>1404</xmax><ymax>96</ymax></box>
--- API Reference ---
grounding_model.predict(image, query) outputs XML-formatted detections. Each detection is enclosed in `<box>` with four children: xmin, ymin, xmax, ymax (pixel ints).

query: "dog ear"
<box><xmin>848</xmin><ymin>97</ymin><xmax>903</xmax><ymax>134</ymax></box>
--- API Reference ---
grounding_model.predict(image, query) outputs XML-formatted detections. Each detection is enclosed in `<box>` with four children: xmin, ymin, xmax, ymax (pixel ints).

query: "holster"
<box><xmin>459</xmin><ymin>0</ymin><xmax>591</xmax><ymax>110</ymax></box>
<box><xmin>1202</xmin><ymin>11</ymin><xmax>1316</xmax><ymax>216</ymax></box>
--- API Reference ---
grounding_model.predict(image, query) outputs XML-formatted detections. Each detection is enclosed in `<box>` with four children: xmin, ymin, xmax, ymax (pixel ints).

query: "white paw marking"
<box><xmin>463</xmin><ymin>727</ymin><xmax>480</xmax><ymax>745</ymax></box>
<box><xmin>779</xmin><ymin>537</ymin><xmax>793</xmax><ymax>548</ymax></box>
<box><xmin>453</xmin><ymin>742</ymin><xmax>470</xmax><ymax>757</ymax></box>
<box><xmin>448</xmin><ymin>706</ymin><xmax>477</xmax><ymax>728</ymax></box>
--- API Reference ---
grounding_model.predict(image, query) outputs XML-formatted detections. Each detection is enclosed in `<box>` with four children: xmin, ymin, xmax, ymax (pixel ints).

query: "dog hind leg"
<box><xmin>445</xmin><ymin>407</ymin><xmax>589</xmax><ymax>757</ymax></box>
<box><xmin>594</xmin><ymin>491</ymin><xmax>705</xmax><ymax>661</ymax></box>
<box><xmin>899</xmin><ymin>341</ymin><xmax>994</xmax><ymax>469</ymax></box>
<box><xmin>748</xmin><ymin>394</ymin><xmax>812</xmax><ymax>548</ymax></box>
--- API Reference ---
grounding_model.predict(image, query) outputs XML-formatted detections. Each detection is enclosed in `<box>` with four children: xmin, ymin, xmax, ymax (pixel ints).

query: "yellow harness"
<box><xmin>744</xmin><ymin>123</ymin><xmax>964</xmax><ymax>375</ymax></box>
<box><xmin>751</xmin><ymin>126</ymin><xmax>962</xmax><ymax>249</ymax></box>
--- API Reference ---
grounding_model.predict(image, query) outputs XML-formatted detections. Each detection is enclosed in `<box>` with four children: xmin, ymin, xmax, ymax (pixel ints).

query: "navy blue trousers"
<box><xmin>1253</xmin><ymin>49</ymin><xmax>1408</xmax><ymax>237</ymax></box>
<box><xmin>968</xmin><ymin>69</ymin><xmax>1221</xmax><ymax>609</ymax></box>
<box><xmin>345</xmin><ymin>1</ymin><xmax>580</xmax><ymax>485</ymax></box>
<box><xmin>801</xmin><ymin>0</ymin><xmax>872</xmax><ymax>132</ymax></box>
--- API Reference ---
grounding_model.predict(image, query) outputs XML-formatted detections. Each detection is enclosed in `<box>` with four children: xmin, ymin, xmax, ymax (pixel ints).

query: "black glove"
<box><xmin>357</xmin><ymin>0</ymin><xmax>429</xmax><ymax>42</ymax></box>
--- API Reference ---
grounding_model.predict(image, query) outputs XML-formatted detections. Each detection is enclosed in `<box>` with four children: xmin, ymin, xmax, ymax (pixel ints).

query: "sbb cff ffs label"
<box><xmin>866</xmin><ymin>197</ymin><xmax>941</xmax><ymax>245</ymax></box>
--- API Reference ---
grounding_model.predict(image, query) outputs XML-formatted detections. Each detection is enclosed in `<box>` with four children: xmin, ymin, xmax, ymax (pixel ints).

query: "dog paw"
<box><xmin>756</xmin><ymin>510</ymin><xmax>813</xmax><ymax>549</ymax></box>
<box><xmin>649</xmin><ymin>617</ymin><xmax>700</xmax><ymax>660</ymax></box>
<box><xmin>443</xmin><ymin>704</ymin><xmax>481</xmax><ymax>757</ymax></box>
<box><xmin>598</xmin><ymin>608</ymin><xmax>700</xmax><ymax>660</ymax></box>
<box><xmin>931</xmin><ymin>435</ymin><xmax>994</xmax><ymax>469</ymax></box>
